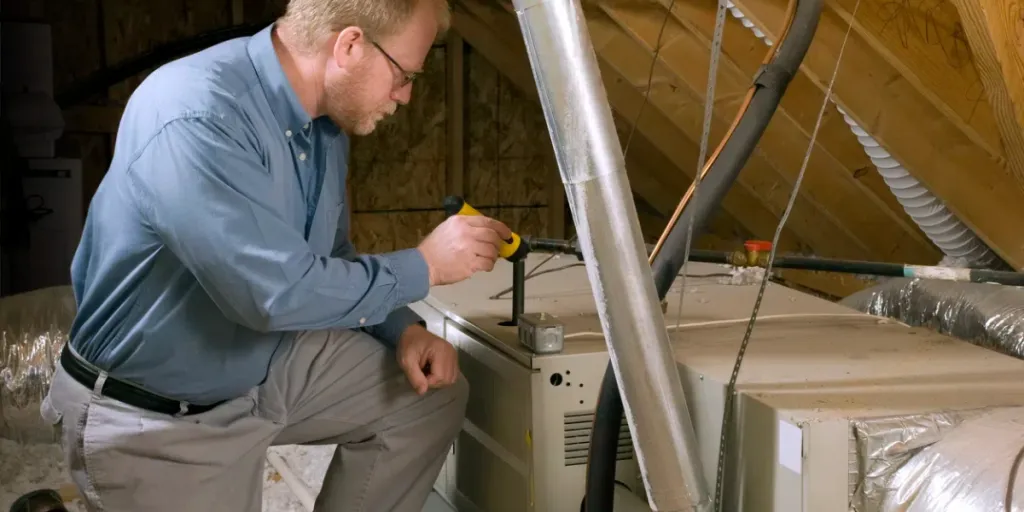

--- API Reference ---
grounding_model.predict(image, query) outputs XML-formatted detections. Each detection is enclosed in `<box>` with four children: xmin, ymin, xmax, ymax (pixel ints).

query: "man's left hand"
<box><xmin>397</xmin><ymin>324</ymin><xmax>459</xmax><ymax>395</ymax></box>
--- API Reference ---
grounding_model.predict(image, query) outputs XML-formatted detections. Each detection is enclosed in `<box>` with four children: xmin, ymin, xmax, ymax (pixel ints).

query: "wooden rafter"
<box><xmin>586</xmin><ymin>10</ymin><xmax>875</xmax><ymax>259</ymax></box>
<box><xmin>665</xmin><ymin>0</ymin><xmax>940</xmax><ymax>258</ymax></box>
<box><xmin>453</xmin><ymin>0</ymin><xmax>873</xmax><ymax>297</ymax></box>
<box><xmin>830</xmin><ymin>0</ymin><xmax>1005</xmax><ymax>161</ymax></box>
<box><xmin>731</xmin><ymin>0</ymin><xmax>1024</xmax><ymax>269</ymax></box>
<box><xmin>602</xmin><ymin>0</ymin><xmax>941</xmax><ymax>265</ymax></box>
<box><xmin>948</xmin><ymin>0</ymin><xmax>1024</xmax><ymax>194</ymax></box>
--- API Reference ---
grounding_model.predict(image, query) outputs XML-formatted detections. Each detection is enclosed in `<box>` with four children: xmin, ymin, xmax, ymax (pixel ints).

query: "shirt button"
<box><xmin>303</xmin><ymin>123</ymin><xmax>310</xmax><ymax>130</ymax></box>
<box><xmin>285</xmin><ymin>130</ymin><xmax>292</xmax><ymax>137</ymax></box>
<box><xmin>359</xmin><ymin>317</ymin><xmax>366</xmax><ymax>325</ymax></box>
<box><xmin>299</xmin><ymin>153</ymin><xmax>307</xmax><ymax>161</ymax></box>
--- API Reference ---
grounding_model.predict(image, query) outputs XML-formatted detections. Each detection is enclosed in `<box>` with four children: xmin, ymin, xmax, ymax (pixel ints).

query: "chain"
<box><xmin>674</xmin><ymin>0</ymin><xmax>729</xmax><ymax>332</ymax></box>
<box><xmin>711</xmin><ymin>0</ymin><xmax>863</xmax><ymax>509</ymax></box>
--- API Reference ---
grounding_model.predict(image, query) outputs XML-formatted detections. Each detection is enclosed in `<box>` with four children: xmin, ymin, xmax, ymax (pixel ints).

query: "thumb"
<box><xmin>402</xmin><ymin>352</ymin><xmax>429</xmax><ymax>395</ymax></box>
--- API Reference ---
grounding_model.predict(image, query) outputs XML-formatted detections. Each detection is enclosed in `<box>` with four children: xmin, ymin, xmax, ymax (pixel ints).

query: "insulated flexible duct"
<box><xmin>510</xmin><ymin>0</ymin><xmax>709</xmax><ymax>509</ymax></box>
<box><xmin>584</xmin><ymin>0</ymin><xmax>823</xmax><ymax>509</ymax></box>
<box><xmin>724</xmin><ymin>1</ymin><xmax>1004</xmax><ymax>269</ymax></box>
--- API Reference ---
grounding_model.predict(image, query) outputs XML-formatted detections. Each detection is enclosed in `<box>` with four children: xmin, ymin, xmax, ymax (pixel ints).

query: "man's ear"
<box><xmin>332</xmin><ymin>26</ymin><xmax>367</xmax><ymax>70</ymax></box>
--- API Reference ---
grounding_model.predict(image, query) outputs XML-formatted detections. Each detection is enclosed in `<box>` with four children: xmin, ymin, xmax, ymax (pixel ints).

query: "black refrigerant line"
<box><xmin>581</xmin><ymin>0</ymin><xmax>825</xmax><ymax>509</ymax></box>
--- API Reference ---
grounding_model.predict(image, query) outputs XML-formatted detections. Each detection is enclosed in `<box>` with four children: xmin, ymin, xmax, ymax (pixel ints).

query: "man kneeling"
<box><xmin>41</xmin><ymin>1</ymin><xmax>509</xmax><ymax>510</ymax></box>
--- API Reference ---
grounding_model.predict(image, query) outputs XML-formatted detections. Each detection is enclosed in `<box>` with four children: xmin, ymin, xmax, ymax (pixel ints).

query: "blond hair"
<box><xmin>280</xmin><ymin>0</ymin><xmax>450</xmax><ymax>51</ymax></box>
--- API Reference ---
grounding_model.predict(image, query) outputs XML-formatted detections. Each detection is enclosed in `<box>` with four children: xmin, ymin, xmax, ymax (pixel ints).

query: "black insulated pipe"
<box><xmin>582</xmin><ymin>0</ymin><xmax>824</xmax><ymax>509</ymax></box>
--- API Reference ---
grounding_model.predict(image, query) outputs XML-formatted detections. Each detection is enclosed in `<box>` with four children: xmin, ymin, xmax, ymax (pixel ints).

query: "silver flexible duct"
<box><xmin>841</xmin><ymin>278</ymin><xmax>1024</xmax><ymax>360</ymax></box>
<box><xmin>1</xmin><ymin>286</ymin><xmax>75</xmax><ymax>444</ymax></box>
<box><xmin>880</xmin><ymin>406</ymin><xmax>1024</xmax><ymax>511</ymax></box>
<box><xmin>509</xmin><ymin>0</ymin><xmax>709</xmax><ymax>510</ymax></box>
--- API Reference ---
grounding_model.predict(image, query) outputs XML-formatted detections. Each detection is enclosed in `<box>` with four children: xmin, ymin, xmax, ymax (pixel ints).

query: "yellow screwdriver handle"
<box><xmin>443</xmin><ymin>196</ymin><xmax>528</xmax><ymax>261</ymax></box>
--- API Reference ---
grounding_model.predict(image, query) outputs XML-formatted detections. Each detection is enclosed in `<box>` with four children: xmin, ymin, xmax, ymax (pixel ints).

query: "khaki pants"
<box><xmin>41</xmin><ymin>328</ymin><xmax>468</xmax><ymax>512</ymax></box>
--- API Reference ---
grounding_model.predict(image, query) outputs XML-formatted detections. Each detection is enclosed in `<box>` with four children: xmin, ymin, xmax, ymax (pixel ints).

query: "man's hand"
<box><xmin>397</xmin><ymin>324</ymin><xmax>459</xmax><ymax>395</ymax></box>
<box><xmin>417</xmin><ymin>214</ymin><xmax>512</xmax><ymax>286</ymax></box>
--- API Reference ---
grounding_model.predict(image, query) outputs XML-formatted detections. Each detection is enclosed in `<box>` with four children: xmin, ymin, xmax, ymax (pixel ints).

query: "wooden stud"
<box><xmin>948</xmin><ymin>0</ymin><xmax>1024</xmax><ymax>194</ymax></box>
<box><xmin>830</xmin><ymin>0</ymin><xmax>1003</xmax><ymax>160</ymax></box>
<box><xmin>453</xmin><ymin>1</ymin><xmax>876</xmax><ymax>297</ymax></box>
<box><xmin>601</xmin><ymin>1</ymin><xmax>940</xmax><ymax>264</ymax></box>
<box><xmin>445</xmin><ymin>32</ymin><xmax>467</xmax><ymax>200</ymax></box>
<box><xmin>731</xmin><ymin>0</ymin><xmax>1024</xmax><ymax>269</ymax></box>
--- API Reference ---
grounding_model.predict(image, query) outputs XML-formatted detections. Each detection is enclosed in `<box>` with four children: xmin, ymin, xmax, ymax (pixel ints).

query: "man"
<box><xmin>39</xmin><ymin>0</ymin><xmax>511</xmax><ymax>510</ymax></box>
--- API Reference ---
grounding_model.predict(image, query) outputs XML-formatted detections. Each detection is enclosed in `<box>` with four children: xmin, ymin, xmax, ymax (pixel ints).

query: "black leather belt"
<box><xmin>60</xmin><ymin>347</ymin><xmax>225</xmax><ymax>416</ymax></box>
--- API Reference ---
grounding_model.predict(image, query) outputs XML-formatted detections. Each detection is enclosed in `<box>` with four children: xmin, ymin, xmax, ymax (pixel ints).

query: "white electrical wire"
<box><xmin>563</xmin><ymin>312</ymin><xmax>906</xmax><ymax>339</ymax></box>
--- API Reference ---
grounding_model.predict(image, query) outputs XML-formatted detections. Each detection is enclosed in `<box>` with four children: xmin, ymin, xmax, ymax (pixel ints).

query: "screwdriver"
<box><xmin>443</xmin><ymin>196</ymin><xmax>530</xmax><ymax>262</ymax></box>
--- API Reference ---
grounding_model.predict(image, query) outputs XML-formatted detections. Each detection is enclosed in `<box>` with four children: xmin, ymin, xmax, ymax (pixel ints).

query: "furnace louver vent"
<box><xmin>564</xmin><ymin>411</ymin><xmax>634</xmax><ymax>466</ymax></box>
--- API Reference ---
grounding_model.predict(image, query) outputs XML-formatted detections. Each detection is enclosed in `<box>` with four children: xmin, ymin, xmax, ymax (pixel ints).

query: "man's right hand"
<box><xmin>418</xmin><ymin>215</ymin><xmax>513</xmax><ymax>286</ymax></box>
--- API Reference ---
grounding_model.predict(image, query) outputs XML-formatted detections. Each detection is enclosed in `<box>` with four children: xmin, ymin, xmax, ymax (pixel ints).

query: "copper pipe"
<box><xmin>647</xmin><ymin>0</ymin><xmax>799</xmax><ymax>265</ymax></box>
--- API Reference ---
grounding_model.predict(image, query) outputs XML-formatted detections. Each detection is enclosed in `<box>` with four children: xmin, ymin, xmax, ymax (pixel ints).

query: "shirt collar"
<box><xmin>247</xmin><ymin>24</ymin><xmax>317</xmax><ymax>138</ymax></box>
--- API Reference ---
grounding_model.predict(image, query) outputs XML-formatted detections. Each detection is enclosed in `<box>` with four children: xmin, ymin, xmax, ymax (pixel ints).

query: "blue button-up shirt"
<box><xmin>68</xmin><ymin>24</ymin><xmax>430</xmax><ymax>405</ymax></box>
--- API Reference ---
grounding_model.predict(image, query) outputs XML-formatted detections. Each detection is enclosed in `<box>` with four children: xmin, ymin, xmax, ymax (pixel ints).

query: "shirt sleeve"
<box><xmin>331</xmin><ymin>190</ymin><xmax>426</xmax><ymax>349</ymax></box>
<box><xmin>124</xmin><ymin>114</ymin><xmax>431</xmax><ymax>333</ymax></box>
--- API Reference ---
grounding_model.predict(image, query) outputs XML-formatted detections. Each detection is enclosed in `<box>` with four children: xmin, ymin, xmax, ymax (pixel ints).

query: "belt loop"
<box><xmin>175</xmin><ymin>401</ymin><xmax>189</xmax><ymax>417</ymax></box>
<box><xmin>92</xmin><ymin>371</ymin><xmax>108</xmax><ymax>396</ymax></box>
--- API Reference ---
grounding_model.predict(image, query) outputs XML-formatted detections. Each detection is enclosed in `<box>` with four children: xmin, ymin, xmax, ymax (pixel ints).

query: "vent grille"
<box><xmin>564</xmin><ymin>411</ymin><xmax>634</xmax><ymax>466</ymax></box>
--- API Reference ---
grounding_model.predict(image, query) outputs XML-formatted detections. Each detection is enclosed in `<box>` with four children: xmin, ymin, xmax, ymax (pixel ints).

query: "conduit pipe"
<box><xmin>724</xmin><ymin>1</ymin><xmax>1004</xmax><ymax>269</ymax></box>
<box><xmin>510</xmin><ymin>0</ymin><xmax>709</xmax><ymax>509</ymax></box>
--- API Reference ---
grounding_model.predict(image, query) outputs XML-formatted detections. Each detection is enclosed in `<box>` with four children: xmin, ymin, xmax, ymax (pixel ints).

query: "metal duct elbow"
<box><xmin>879</xmin><ymin>406</ymin><xmax>1024</xmax><ymax>511</ymax></box>
<box><xmin>509</xmin><ymin>0</ymin><xmax>709</xmax><ymax>509</ymax></box>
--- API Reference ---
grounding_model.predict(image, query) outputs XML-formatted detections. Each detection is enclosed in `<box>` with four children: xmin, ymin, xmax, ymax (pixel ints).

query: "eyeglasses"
<box><xmin>371</xmin><ymin>40</ymin><xmax>419</xmax><ymax>88</ymax></box>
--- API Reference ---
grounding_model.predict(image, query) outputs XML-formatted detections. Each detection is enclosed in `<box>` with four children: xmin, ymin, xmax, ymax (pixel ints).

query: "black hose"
<box><xmin>686</xmin><ymin>250</ymin><xmax>1024</xmax><ymax>287</ymax></box>
<box><xmin>582</xmin><ymin>0</ymin><xmax>824</xmax><ymax>509</ymax></box>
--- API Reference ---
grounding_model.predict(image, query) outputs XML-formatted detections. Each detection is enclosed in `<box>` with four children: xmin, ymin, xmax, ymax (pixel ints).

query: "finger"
<box><xmin>427</xmin><ymin>357</ymin><xmax>451</xmax><ymax>388</ymax></box>
<box><xmin>463</xmin><ymin>216</ymin><xmax>513</xmax><ymax>240</ymax></box>
<box><xmin>471</xmin><ymin>255</ymin><xmax>496</xmax><ymax>273</ymax></box>
<box><xmin>405</xmin><ymin>365</ymin><xmax>428</xmax><ymax>395</ymax></box>
<box><xmin>446</xmin><ymin>359</ymin><xmax>458</xmax><ymax>386</ymax></box>
<box><xmin>482</xmin><ymin>217</ymin><xmax>513</xmax><ymax>239</ymax></box>
<box><xmin>470</xmin><ymin>241</ymin><xmax>499</xmax><ymax>260</ymax></box>
<box><xmin>422</xmin><ymin>350</ymin><xmax>446</xmax><ymax>387</ymax></box>
<box><xmin>467</xmin><ymin>226</ymin><xmax>505</xmax><ymax>248</ymax></box>
<box><xmin>402</xmin><ymin>353</ymin><xmax>429</xmax><ymax>395</ymax></box>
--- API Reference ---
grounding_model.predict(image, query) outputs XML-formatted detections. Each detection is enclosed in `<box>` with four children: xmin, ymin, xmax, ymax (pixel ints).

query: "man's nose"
<box><xmin>392</xmin><ymin>83</ymin><xmax>412</xmax><ymax>105</ymax></box>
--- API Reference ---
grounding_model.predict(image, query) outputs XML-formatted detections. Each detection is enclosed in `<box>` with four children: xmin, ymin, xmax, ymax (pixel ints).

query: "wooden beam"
<box><xmin>602</xmin><ymin>1</ymin><xmax>940</xmax><ymax>265</ymax></box>
<box><xmin>454</xmin><ymin>1</ymin><xmax>802</xmax><ymax>246</ymax></box>
<box><xmin>586</xmin><ymin>12</ymin><xmax>875</xmax><ymax>260</ymax></box>
<box><xmin>731</xmin><ymin>0</ymin><xmax>1024</xmax><ymax>269</ymax></box>
<box><xmin>948</xmin><ymin>0</ymin><xmax>1024</xmax><ymax>194</ymax></box>
<box><xmin>454</xmin><ymin>0</ymin><xmax>873</xmax><ymax>297</ymax></box>
<box><xmin>830</xmin><ymin>0</ymin><xmax>1004</xmax><ymax>161</ymax></box>
<box><xmin>445</xmin><ymin>32</ymin><xmax>466</xmax><ymax>200</ymax></box>
<box><xmin>659</xmin><ymin>0</ymin><xmax>941</xmax><ymax>264</ymax></box>
<box><xmin>451</xmin><ymin>3</ymin><xmax>698</xmax><ymax>235</ymax></box>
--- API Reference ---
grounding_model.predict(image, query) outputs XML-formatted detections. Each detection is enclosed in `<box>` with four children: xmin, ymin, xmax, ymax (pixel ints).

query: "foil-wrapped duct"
<box><xmin>841</xmin><ymin>278</ymin><xmax>1024</xmax><ymax>360</ymax></box>
<box><xmin>0</xmin><ymin>286</ymin><xmax>76</xmax><ymax>444</ymax></box>
<box><xmin>879</xmin><ymin>406</ymin><xmax>1024</xmax><ymax>511</ymax></box>
<box><xmin>849</xmin><ymin>408</ymin><xmax>989</xmax><ymax>512</ymax></box>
